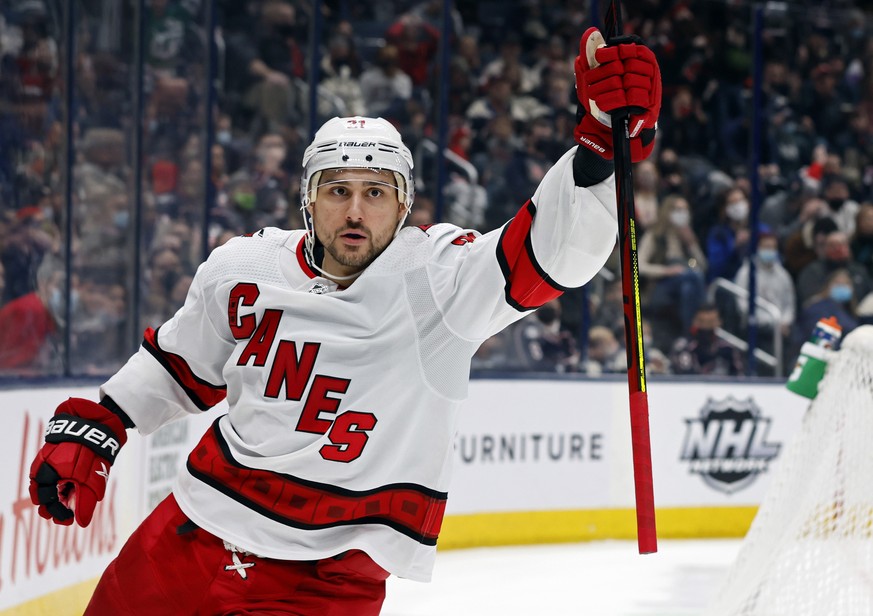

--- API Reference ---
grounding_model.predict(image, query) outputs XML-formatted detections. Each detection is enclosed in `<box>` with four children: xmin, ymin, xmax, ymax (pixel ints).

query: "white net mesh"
<box><xmin>706</xmin><ymin>325</ymin><xmax>873</xmax><ymax>616</ymax></box>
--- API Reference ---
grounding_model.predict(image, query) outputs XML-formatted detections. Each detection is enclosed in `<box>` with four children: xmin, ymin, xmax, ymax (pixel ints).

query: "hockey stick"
<box><xmin>604</xmin><ymin>0</ymin><xmax>658</xmax><ymax>554</ymax></box>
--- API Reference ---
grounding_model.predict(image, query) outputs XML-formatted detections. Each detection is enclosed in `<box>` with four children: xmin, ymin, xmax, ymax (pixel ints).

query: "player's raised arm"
<box><xmin>430</xmin><ymin>28</ymin><xmax>661</xmax><ymax>340</ymax></box>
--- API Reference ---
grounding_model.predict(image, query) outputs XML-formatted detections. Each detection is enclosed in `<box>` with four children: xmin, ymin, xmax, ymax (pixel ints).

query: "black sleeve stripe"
<box><xmin>143</xmin><ymin>326</ymin><xmax>227</xmax><ymax>411</ymax></box>
<box><xmin>100</xmin><ymin>395</ymin><xmax>136</xmax><ymax>429</ymax></box>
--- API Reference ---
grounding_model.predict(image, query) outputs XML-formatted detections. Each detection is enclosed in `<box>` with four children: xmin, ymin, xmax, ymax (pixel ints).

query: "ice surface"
<box><xmin>382</xmin><ymin>539</ymin><xmax>741</xmax><ymax>616</ymax></box>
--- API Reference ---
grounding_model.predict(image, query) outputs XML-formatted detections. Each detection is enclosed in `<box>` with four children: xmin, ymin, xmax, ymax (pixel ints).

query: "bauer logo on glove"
<box><xmin>573</xmin><ymin>26</ymin><xmax>661</xmax><ymax>162</ymax></box>
<box><xmin>29</xmin><ymin>397</ymin><xmax>128</xmax><ymax>527</ymax></box>
<box><xmin>45</xmin><ymin>415</ymin><xmax>124</xmax><ymax>458</ymax></box>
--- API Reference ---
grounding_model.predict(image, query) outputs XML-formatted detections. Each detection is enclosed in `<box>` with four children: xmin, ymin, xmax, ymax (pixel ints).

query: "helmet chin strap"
<box><xmin>309</xmin><ymin>255</ymin><xmax>365</xmax><ymax>282</ymax></box>
<box><xmin>393</xmin><ymin>204</ymin><xmax>412</xmax><ymax>238</ymax></box>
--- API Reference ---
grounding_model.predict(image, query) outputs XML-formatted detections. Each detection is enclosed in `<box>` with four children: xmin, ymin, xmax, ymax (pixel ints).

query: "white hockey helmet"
<box><xmin>300</xmin><ymin>116</ymin><xmax>415</xmax><ymax>211</ymax></box>
<box><xmin>299</xmin><ymin>117</ymin><xmax>415</xmax><ymax>277</ymax></box>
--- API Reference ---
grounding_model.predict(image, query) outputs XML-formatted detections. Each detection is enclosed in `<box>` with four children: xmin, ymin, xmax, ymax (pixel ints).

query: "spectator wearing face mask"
<box><xmin>706</xmin><ymin>186</ymin><xmax>752</xmax><ymax>282</ymax></box>
<box><xmin>821</xmin><ymin>176</ymin><xmax>860</xmax><ymax>237</ymax></box>
<box><xmin>781</xmin><ymin>198</ymin><xmax>835</xmax><ymax>277</ymax></box>
<box><xmin>669</xmin><ymin>303</ymin><xmax>745</xmax><ymax>376</ymax></box>
<box><xmin>656</xmin><ymin>149</ymin><xmax>687</xmax><ymax>197</ymax></box>
<box><xmin>796</xmin><ymin>229</ymin><xmax>872</xmax><ymax>307</ymax></box>
<box><xmin>733</xmin><ymin>230</ymin><xmax>796</xmax><ymax>346</ymax></box>
<box><xmin>638</xmin><ymin>194</ymin><xmax>707</xmax><ymax>337</ymax></box>
<box><xmin>796</xmin><ymin>268</ymin><xmax>859</xmax><ymax>348</ymax></box>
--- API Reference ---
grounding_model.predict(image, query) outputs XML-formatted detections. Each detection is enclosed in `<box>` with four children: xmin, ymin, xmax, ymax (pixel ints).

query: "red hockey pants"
<box><xmin>85</xmin><ymin>493</ymin><xmax>389</xmax><ymax>615</ymax></box>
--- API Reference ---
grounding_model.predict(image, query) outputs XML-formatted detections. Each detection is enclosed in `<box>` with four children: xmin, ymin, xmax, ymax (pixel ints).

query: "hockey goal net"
<box><xmin>707</xmin><ymin>324</ymin><xmax>873</xmax><ymax>616</ymax></box>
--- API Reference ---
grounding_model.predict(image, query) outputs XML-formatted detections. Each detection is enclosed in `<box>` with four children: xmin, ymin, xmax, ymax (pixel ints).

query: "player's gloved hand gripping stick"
<box><xmin>574</xmin><ymin>28</ymin><xmax>660</xmax><ymax>162</ymax></box>
<box><xmin>29</xmin><ymin>398</ymin><xmax>128</xmax><ymax>527</ymax></box>
<box><xmin>574</xmin><ymin>9</ymin><xmax>660</xmax><ymax>554</ymax></box>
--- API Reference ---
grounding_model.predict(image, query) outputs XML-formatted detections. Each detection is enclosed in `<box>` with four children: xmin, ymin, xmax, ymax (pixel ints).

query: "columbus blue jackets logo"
<box><xmin>680</xmin><ymin>396</ymin><xmax>780</xmax><ymax>494</ymax></box>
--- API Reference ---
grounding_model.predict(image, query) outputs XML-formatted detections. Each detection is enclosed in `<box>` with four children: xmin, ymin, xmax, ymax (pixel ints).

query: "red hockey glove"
<box><xmin>29</xmin><ymin>398</ymin><xmax>128</xmax><ymax>527</ymax></box>
<box><xmin>573</xmin><ymin>26</ymin><xmax>661</xmax><ymax>162</ymax></box>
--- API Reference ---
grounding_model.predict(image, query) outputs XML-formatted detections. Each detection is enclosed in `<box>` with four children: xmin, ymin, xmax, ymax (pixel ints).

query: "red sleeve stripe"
<box><xmin>496</xmin><ymin>201</ymin><xmax>568</xmax><ymax>311</ymax></box>
<box><xmin>142</xmin><ymin>327</ymin><xmax>227</xmax><ymax>411</ymax></box>
<box><xmin>187</xmin><ymin>420</ymin><xmax>447</xmax><ymax>546</ymax></box>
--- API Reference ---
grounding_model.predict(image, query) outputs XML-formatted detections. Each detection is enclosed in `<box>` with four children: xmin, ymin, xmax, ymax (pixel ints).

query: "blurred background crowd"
<box><xmin>1</xmin><ymin>0</ymin><xmax>872</xmax><ymax>380</ymax></box>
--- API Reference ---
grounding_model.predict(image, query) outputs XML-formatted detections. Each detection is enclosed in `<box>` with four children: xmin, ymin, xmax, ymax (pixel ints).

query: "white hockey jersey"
<box><xmin>100</xmin><ymin>147</ymin><xmax>617</xmax><ymax>581</ymax></box>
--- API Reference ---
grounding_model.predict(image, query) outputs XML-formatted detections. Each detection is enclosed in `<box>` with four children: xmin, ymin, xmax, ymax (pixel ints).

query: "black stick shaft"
<box><xmin>607</xmin><ymin>0</ymin><xmax>657</xmax><ymax>554</ymax></box>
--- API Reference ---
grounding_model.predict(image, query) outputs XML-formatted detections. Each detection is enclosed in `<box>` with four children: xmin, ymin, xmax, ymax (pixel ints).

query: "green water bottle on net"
<box><xmin>786</xmin><ymin>316</ymin><xmax>842</xmax><ymax>399</ymax></box>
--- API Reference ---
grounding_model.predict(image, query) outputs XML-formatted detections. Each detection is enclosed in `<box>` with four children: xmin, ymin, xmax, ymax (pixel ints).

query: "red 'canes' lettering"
<box><xmin>296</xmin><ymin>376</ymin><xmax>350</xmax><ymax>434</ymax></box>
<box><xmin>238</xmin><ymin>309</ymin><xmax>283</xmax><ymax>367</ymax></box>
<box><xmin>227</xmin><ymin>290</ymin><xmax>380</xmax><ymax>463</ymax></box>
<box><xmin>320</xmin><ymin>411</ymin><xmax>378</xmax><ymax>463</ymax></box>
<box><xmin>264</xmin><ymin>341</ymin><xmax>321</xmax><ymax>400</ymax></box>
<box><xmin>229</xmin><ymin>282</ymin><xmax>260</xmax><ymax>339</ymax></box>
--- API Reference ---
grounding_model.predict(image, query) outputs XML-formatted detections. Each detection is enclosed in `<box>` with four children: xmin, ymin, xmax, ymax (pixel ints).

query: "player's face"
<box><xmin>310</xmin><ymin>168</ymin><xmax>406</xmax><ymax>278</ymax></box>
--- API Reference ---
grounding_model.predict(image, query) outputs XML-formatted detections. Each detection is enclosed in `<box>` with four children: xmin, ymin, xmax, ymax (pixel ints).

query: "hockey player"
<box><xmin>28</xmin><ymin>27</ymin><xmax>660</xmax><ymax>614</ymax></box>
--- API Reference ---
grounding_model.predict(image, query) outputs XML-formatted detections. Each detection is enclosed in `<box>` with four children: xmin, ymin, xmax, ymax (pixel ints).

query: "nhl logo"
<box><xmin>309</xmin><ymin>283</ymin><xmax>329</xmax><ymax>295</ymax></box>
<box><xmin>680</xmin><ymin>396</ymin><xmax>781</xmax><ymax>494</ymax></box>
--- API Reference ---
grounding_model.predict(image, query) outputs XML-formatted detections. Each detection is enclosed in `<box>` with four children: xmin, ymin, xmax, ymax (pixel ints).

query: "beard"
<box><xmin>320</xmin><ymin>221</ymin><xmax>395</xmax><ymax>271</ymax></box>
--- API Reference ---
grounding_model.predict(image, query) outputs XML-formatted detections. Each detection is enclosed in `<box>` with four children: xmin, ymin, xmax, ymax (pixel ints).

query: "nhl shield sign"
<box><xmin>680</xmin><ymin>396</ymin><xmax>781</xmax><ymax>494</ymax></box>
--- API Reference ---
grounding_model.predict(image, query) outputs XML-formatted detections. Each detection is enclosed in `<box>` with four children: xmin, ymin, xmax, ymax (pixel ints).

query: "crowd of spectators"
<box><xmin>4</xmin><ymin>0</ymin><xmax>873</xmax><ymax>379</ymax></box>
